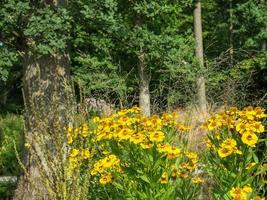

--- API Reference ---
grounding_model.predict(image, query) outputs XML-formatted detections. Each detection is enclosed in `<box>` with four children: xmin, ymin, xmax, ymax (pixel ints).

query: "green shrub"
<box><xmin>0</xmin><ymin>114</ymin><xmax>23</xmax><ymax>198</ymax></box>
<box><xmin>0</xmin><ymin>114</ymin><xmax>23</xmax><ymax>175</ymax></box>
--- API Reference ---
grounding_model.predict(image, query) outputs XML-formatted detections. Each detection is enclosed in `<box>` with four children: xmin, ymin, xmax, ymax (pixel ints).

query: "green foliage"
<box><xmin>0</xmin><ymin>0</ymin><xmax>266</xmax><ymax>112</ymax></box>
<box><xmin>202</xmin><ymin>107</ymin><xmax>266</xmax><ymax>199</ymax></box>
<box><xmin>0</xmin><ymin>115</ymin><xmax>23</xmax><ymax>199</ymax></box>
<box><xmin>201</xmin><ymin>0</ymin><xmax>267</xmax><ymax>107</ymax></box>
<box><xmin>0</xmin><ymin>0</ymin><xmax>28</xmax><ymax>82</ymax></box>
<box><xmin>24</xmin><ymin>6</ymin><xmax>71</xmax><ymax>55</ymax></box>
<box><xmin>0</xmin><ymin>49</ymin><xmax>18</xmax><ymax>82</ymax></box>
<box><xmin>0</xmin><ymin>181</ymin><xmax>17</xmax><ymax>199</ymax></box>
<box><xmin>70</xmin><ymin>0</ymin><xmax>127</xmax><ymax>98</ymax></box>
<box><xmin>0</xmin><ymin>114</ymin><xmax>23</xmax><ymax>175</ymax></box>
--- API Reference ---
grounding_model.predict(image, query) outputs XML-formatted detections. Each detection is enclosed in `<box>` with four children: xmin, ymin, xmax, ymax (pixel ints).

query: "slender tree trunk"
<box><xmin>229</xmin><ymin>0</ymin><xmax>234</xmax><ymax>65</ymax></box>
<box><xmin>194</xmin><ymin>0</ymin><xmax>207</xmax><ymax>118</ymax></box>
<box><xmin>261</xmin><ymin>0</ymin><xmax>266</xmax><ymax>51</ymax></box>
<box><xmin>138</xmin><ymin>52</ymin><xmax>151</xmax><ymax>116</ymax></box>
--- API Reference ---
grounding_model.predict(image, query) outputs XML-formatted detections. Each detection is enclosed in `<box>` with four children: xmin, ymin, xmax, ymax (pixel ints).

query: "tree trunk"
<box><xmin>194</xmin><ymin>0</ymin><xmax>207</xmax><ymax>118</ymax></box>
<box><xmin>138</xmin><ymin>52</ymin><xmax>151</xmax><ymax>116</ymax></box>
<box><xmin>261</xmin><ymin>0</ymin><xmax>266</xmax><ymax>51</ymax></box>
<box><xmin>13</xmin><ymin>53</ymin><xmax>74</xmax><ymax>200</ymax></box>
<box><xmin>229</xmin><ymin>0</ymin><xmax>234</xmax><ymax>65</ymax></box>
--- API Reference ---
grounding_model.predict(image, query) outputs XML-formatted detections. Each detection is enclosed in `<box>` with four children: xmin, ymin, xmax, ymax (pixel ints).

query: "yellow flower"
<box><xmin>218</xmin><ymin>138</ymin><xmax>241</xmax><ymax>157</ymax></box>
<box><xmin>253</xmin><ymin>196</ymin><xmax>265</xmax><ymax>200</ymax></box>
<box><xmin>102</xmin><ymin>150</ymin><xmax>110</xmax><ymax>155</ymax></box>
<box><xmin>201</xmin><ymin>122</ymin><xmax>209</xmax><ymax>129</ymax></box>
<box><xmin>82</xmin><ymin>149</ymin><xmax>91</xmax><ymax>160</ymax></box>
<box><xmin>149</xmin><ymin>131</ymin><xmax>165</xmax><ymax>142</ymax></box>
<box><xmin>230</xmin><ymin>188</ymin><xmax>247</xmax><ymax>200</ymax></box>
<box><xmin>236</xmin><ymin>123</ymin><xmax>246</xmax><ymax>134</ymax></box>
<box><xmin>253</xmin><ymin>122</ymin><xmax>265</xmax><ymax>133</ymax></box>
<box><xmin>181</xmin><ymin>162</ymin><xmax>196</xmax><ymax>171</ymax></box>
<box><xmin>140</xmin><ymin>141</ymin><xmax>153</xmax><ymax>149</ymax></box>
<box><xmin>117</xmin><ymin>128</ymin><xmax>132</xmax><ymax>140</ymax></box>
<box><xmin>170</xmin><ymin>165</ymin><xmax>179</xmax><ymax>180</ymax></box>
<box><xmin>70</xmin><ymin>148</ymin><xmax>79</xmax><ymax>157</ymax></box>
<box><xmin>192</xmin><ymin>177</ymin><xmax>204</xmax><ymax>184</ymax></box>
<box><xmin>99</xmin><ymin>173</ymin><xmax>112</xmax><ymax>185</ymax></box>
<box><xmin>218</xmin><ymin>147</ymin><xmax>233</xmax><ymax>158</ymax></box>
<box><xmin>230</xmin><ymin>185</ymin><xmax>252</xmax><ymax>200</ymax></box>
<box><xmin>81</xmin><ymin>123</ymin><xmax>89</xmax><ymax>137</ymax></box>
<box><xmin>246</xmin><ymin>123</ymin><xmax>258</xmax><ymax>133</ymax></box>
<box><xmin>66</xmin><ymin>127</ymin><xmax>74</xmax><ymax>144</ymax></box>
<box><xmin>178</xmin><ymin>171</ymin><xmax>188</xmax><ymax>178</ymax></box>
<box><xmin>67</xmin><ymin>135</ymin><xmax>73</xmax><ymax>144</ymax></box>
<box><xmin>254</xmin><ymin>107</ymin><xmax>267</xmax><ymax>119</ymax></box>
<box><xmin>207</xmin><ymin>119</ymin><xmax>221</xmax><ymax>131</ymax></box>
<box><xmin>244</xmin><ymin>106</ymin><xmax>256</xmax><ymax>115</ymax></box>
<box><xmin>91</xmin><ymin>154</ymin><xmax>120</xmax><ymax>176</ymax></box>
<box><xmin>93</xmin><ymin>116</ymin><xmax>100</xmax><ymax>123</ymax></box>
<box><xmin>131</xmin><ymin>106</ymin><xmax>141</xmax><ymax>113</ymax></box>
<box><xmin>230</xmin><ymin>187</ymin><xmax>247</xmax><ymax>200</ymax></box>
<box><xmin>228</xmin><ymin>107</ymin><xmax>239</xmax><ymax>115</ymax></box>
<box><xmin>74</xmin><ymin>128</ymin><xmax>80</xmax><ymax>137</ymax></box>
<box><xmin>68</xmin><ymin>157</ymin><xmax>78</xmax><ymax>169</ymax></box>
<box><xmin>243</xmin><ymin>185</ymin><xmax>252</xmax><ymax>193</ymax></box>
<box><xmin>130</xmin><ymin>132</ymin><xmax>145</xmax><ymax>144</ymax></box>
<box><xmin>166</xmin><ymin>147</ymin><xmax>181</xmax><ymax>159</ymax></box>
<box><xmin>204</xmin><ymin>138</ymin><xmax>215</xmax><ymax>149</ymax></box>
<box><xmin>160</xmin><ymin>172</ymin><xmax>168</xmax><ymax>184</ymax></box>
<box><xmin>157</xmin><ymin>143</ymin><xmax>171</xmax><ymax>153</ymax></box>
<box><xmin>245</xmin><ymin>162</ymin><xmax>256</xmax><ymax>170</ymax></box>
<box><xmin>185</xmin><ymin>151</ymin><xmax>198</xmax><ymax>163</ymax></box>
<box><xmin>233</xmin><ymin>147</ymin><xmax>242</xmax><ymax>155</ymax></box>
<box><xmin>177</xmin><ymin>124</ymin><xmax>191</xmax><ymax>133</ymax></box>
<box><xmin>241</xmin><ymin>131</ymin><xmax>258</xmax><ymax>147</ymax></box>
<box><xmin>221</xmin><ymin>138</ymin><xmax>237</xmax><ymax>148</ymax></box>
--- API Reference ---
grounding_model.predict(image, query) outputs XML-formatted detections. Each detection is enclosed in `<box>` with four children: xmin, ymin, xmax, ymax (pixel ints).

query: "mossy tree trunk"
<box><xmin>13</xmin><ymin>53</ymin><xmax>74</xmax><ymax>200</ymax></box>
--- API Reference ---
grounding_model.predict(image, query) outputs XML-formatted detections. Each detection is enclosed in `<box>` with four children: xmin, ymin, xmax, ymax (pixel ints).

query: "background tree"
<box><xmin>115</xmin><ymin>0</ymin><xmax>196</xmax><ymax>114</ymax></box>
<box><xmin>70</xmin><ymin>0</ymin><xmax>197</xmax><ymax>115</ymax></box>
<box><xmin>194</xmin><ymin>0</ymin><xmax>207</xmax><ymax>118</ymax></box>
<box><xmin>202</xmin><ymin>0</ymin><xmax>267</xmax><ymax>106</ymax></box>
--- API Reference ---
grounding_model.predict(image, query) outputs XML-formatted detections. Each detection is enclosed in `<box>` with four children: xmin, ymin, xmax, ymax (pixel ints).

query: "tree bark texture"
<box><xmin>138</xmin><ymin>53</ymin><xmax>151</xmax><ymax>116</ymax></box>
<box><xmin>13</xmin><ymin>53</ymin><xmax>74</xmax><ymax>200</ymax></box>
<box><xmin>194</xmin><ymin>0</ymin><xmax>207</xmax><ymax>117</ymax></box>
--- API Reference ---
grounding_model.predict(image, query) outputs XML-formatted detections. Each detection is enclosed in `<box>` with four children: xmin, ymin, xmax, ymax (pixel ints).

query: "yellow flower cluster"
<box><xmin>160</xmin><ymin>172</ymin><xmax>168</xmax><ymax>184</ymax></box>
<box><xmin>203</xmin><ymin>106</ymin><xmax>266</xmax><ymax>148</ymax></box>
<box><xmin>230</xmin><ymin>185</ymin><xmax>252</xmax><ymax>200</ymax></box>
<box><xmin>66</xmin><ymin>123</ymin><xmax>91</xmax><ymax>144</ymax></box>
<box><xmin>230</xmin><ymin>185</ymin><xmax>265</xmax><ymax>200</ymax></box>
<box><xmin>93</xmin><ymin>107</ymin><xmax>189</xmax><ymax>159</ymax></box>
<box><xmin>68</xmin><ymin>148</ymin><xmax>91</xmax><ymax>170</ymax></box>
<box><xmin>157</xmin><ymin>144</ymin><xmax>181</xmax><ymax>160</ymax></box>
<box><xmin>180</xmin><ymin>151</ymin><xmax>199</xmax><ymax>171</ymax></box>
<box><xmin>159</xmin><ymin>151</ymin><xmax>201</xmax><ymax>184</ymax></box>
<box><xmin>236</xmin><ymin>107</ymin><xmax>265</xmax><ymax>147</ymax></box>
<box><xmin>253</xmin><ymin>196</ymin><xmax>265</xmax><ymax>200</ymax></box>
<box><xmin>99</xmin><ymin>172</ymin><xmax>112</xmax><ymax>185</ymax></box>
<box><xmin>90</xmin><ymin>154</ymin><xmax>121</xmax><ymax>185</ymax></box>
<box><xmin>218</xmin><ymin>138</ymin><xmax>242</xmax><ymax>158</ymax></box>
<box><xmin>192</xmin><ymin>177</ymin><xmax>204</xmax><ymax>184</ymax></box>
